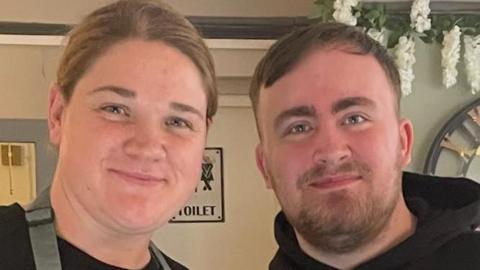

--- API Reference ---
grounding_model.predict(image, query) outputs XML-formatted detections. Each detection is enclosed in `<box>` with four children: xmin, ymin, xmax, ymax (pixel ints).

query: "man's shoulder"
<box><xmin>431</xmin><ymin>231</ymin><xmax>480</xmax><ymax>269</ymax></box>
<box><xmin>438</xmin><ymin>231</ymin><xmax>480</xmax><ymax>256</ymax></box>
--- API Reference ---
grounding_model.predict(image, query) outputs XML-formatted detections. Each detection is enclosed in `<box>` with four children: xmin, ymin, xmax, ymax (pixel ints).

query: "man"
<box><xmin>0</xmin><ymin>1</ymin><xmax>216</xmax><ymax>269</ymax></box>
<box><xmin>250</xmin><ymin>23</ymin><xmax>480</xmax><ymax>269</ymax></box>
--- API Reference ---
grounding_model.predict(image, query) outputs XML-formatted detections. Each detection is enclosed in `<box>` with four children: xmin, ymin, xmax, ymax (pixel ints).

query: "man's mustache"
<box><xmin>297</xmin><ymin>161</ymin><xmax>372</xmax><ymax>189</ymax></box>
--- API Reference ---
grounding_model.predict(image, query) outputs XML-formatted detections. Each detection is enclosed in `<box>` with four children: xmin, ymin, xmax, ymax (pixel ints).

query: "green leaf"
<box><xmin>378</xmin><ymin>14</ymin><xmax>387</xmax><ymax>28</ymax></box>
<box><xmin>464</xmin><ymin>29</ymin><xmax>475</xmax><ymax>36</ymax></box>
<box><xmin>442</xmin><ymin>18</ymin><xmax>452</xmax><ymax>30</ymax></box>
<box><xmin>419</xmin><ymin>35</ymin><xmax>433</xmax><ymax>44</ymax></box>
<box><xmin>454</xmin><ymin>17</ymin><xmax>464</xmax><ymax>27</ymax></box>
<box><xmin>387</xmin><ymin>31</ymin><xmax>403</xmax><ymax>49</ymax></box>
<box><xmin>365</xmin><ymin>9</ymin><xmax>381</xmax><ymax>20</ymax></box>
<box><xmin>424</xmin><ymin>29</ymin><xmax>436</xmax><ymax>39</ymax></box>
<box><xmin>436</xmin><ymin>33</ymin><xmax>445</xmax><ymax>44</ymax></box>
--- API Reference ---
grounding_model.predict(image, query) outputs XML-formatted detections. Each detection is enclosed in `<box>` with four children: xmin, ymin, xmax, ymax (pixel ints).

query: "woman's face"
<box><xmin>48</xmin><ymin>39</ymin><xmax>208</xmax><ymax>234</ymax></box>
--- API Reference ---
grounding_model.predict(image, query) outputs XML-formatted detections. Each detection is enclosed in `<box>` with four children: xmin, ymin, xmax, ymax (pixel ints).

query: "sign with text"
<box><xmin>170</xmin><ymin>147</ymin><xmax>224</xmax><ymax>223</ymax></box>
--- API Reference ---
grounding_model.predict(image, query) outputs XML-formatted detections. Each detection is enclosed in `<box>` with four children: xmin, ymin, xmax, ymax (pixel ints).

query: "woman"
<box><xmin>0</xmin><ymin>0</ymin><xmax>217</xmax><ymax>269</ymax></box>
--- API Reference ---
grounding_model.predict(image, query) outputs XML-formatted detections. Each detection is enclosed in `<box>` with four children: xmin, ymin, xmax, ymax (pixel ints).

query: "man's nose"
<box><xmin>312</xmin><ymin>128</ymin><xmax>351</xmax><ymax>166</ymax></box>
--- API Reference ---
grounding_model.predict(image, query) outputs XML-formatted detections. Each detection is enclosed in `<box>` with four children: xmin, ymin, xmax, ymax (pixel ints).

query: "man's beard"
<box><xmin>284</xmin><ymin>157</ymin><xmax>402</xmax><ymax>254</ymax></box>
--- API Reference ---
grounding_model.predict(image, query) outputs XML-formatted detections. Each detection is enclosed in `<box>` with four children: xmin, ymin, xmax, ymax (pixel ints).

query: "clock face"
<box><xmin>424</xmin><ymin>97</ymin><xmax>480</xmax><ymax>183</ymax></box>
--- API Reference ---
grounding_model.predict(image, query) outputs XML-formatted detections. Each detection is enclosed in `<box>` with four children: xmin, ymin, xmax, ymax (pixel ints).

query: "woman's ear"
<box><xmin>48</xmin><ymin>84</ymin><xmax>66</xmax><ymax>146</ymax></box>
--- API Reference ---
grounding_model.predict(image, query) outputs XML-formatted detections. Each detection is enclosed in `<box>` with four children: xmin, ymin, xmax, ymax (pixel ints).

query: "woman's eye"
<box><xmin>344</xmin><ymin>115</ymin><xmax>366</xmax><ymax>125</ymax></box>
<box><xmin>166</xmin><ymin>117</ymin><xmax>193</xmax><ymax>130</ymax></box>
<box><xmin>101</xmin><ymin>105</ymin><xmax>130</xmax><ymax>116</ymax></box>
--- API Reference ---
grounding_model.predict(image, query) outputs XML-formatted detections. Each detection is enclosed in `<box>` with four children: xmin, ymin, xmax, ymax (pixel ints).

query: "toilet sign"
<box><xmin>170</xmin><ymin>147</ymin><xmax>224</xmax><ymax>223</ymax></box>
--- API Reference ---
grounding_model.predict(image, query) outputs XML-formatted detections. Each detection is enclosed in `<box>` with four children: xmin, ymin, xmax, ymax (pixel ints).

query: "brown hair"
<box><xmin>57</xmin><ymin>0</ymin><xmax>217</xmax><ymax>118</ymax></box>
<box><xmin>250</xmin><ymin>23</ymin><xmax>401</xmax><ymax>119</ymax></box>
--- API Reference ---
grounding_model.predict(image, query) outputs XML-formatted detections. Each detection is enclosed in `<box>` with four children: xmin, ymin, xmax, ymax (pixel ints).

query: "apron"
<box><xmin>25</xmin><ymin>188</ymin><xmax>172</xmax><ymax>270</ymax></box>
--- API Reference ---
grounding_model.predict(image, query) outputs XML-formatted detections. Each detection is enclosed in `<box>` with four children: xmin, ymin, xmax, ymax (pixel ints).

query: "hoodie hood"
<box><xmin>270</xmin><ymin>172</ymin><xmax>480</xmax><ymax>270</ymax></box>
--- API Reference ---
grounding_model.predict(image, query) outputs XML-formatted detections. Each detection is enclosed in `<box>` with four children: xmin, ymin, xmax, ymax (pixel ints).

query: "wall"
<box><xmin>402</xmin><ymin>40</ymin><xmax>477</xmax><ymax>173</ymax></box>
<box><xmin>0</xmin><ymin>0</ymin><xmax>313</xmax><ymax>23</ymax></box>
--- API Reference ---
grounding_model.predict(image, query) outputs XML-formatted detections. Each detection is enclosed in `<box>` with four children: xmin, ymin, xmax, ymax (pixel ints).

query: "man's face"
<box><xmin>48</xmin><ymin>39</ymin><xmax>208</xmax><ymax>234</ymax></box>
<box><xmin>255</xmin><ymin>48</ymin><xmax>413</xmax><ymax>252</ymax></box>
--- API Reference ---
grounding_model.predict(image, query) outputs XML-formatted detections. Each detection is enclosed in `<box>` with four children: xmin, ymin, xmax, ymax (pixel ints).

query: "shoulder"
<box><xmin>0</xmin><ymin>203</ymin><xmax>33</xmax><ymax>269</ymax></box>
<box><xmin>0</xmin><ymin>203</ymin><xmax>27</xmax><ymax>236</ymax></box>
<box><xmin>434</xmin><ymin>232</ymin><xmax>480</xmax><ymax>269</ymax></box>
<box><xmin>163</xmin><ymin>253</ymin><xmax>189</xmax><ymax>270</ymax></box>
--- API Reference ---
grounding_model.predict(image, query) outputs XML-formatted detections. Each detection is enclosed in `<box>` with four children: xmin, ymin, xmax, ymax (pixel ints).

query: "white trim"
<box><xmin>0</xmin><ymin>34</ymin><xmax>65</xmax><ymax>46</ymax></box>
<box><xmin>0</xmin><ymin>34</ymin><xmax>274</xmax><ymax>50</ymax></box>
<box><xmin>218</xmin><ymin>95</ymin><xmax>251</xmax><ymax>108</ymax></box>
<box><xmin>204</xmin><ymin>39</ymin><xmax>275</xmax><ymax>50</ymax></box>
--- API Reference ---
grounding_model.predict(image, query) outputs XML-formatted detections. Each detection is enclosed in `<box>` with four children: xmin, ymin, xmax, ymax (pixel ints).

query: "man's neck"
<box><xmin>50</xmin><ymin>179</ymin><xmax>153</xmax><ymax>269</ymax></box>
<box><xmin>296</xmin><ymin>197</ymin><xmax>417</xmax><ymax>270</ymax></box>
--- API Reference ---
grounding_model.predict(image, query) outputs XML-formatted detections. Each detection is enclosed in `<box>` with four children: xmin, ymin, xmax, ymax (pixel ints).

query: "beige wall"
<box><xmin>1</xmin><ymin>0</ymin><xmax>313</xmax><ymax>23</ymax></box>
<box><xmin>0</xmin><ymin>44</ymin><xmax>60</xmax><ymax>119</ymax></box>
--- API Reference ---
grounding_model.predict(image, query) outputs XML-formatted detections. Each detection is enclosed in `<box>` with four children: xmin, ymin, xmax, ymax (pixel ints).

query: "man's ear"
<box><xmin>399</xmin><ymin>118</ymin><xmax>414</xmax><ymax>167</ymax></box>
<box><xmin>255</xmin><ymin>143</ymin><xmax>273</xmax><ymax>189</ymax></box>
<box><xmin>48</xmin><ymin>84</ymin><xmax>66</xmax><ymax>146</ymax></box>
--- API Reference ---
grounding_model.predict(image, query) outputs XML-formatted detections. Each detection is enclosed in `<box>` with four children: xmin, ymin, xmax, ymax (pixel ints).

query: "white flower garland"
<box><xmin>464</xmin><ymin>35</ymin><xmax>480</xmax><ymax>94</ymax></box>
<box><xmin>410</xmin><ymin>0</ymin><xmax>431</xmax><ymax>33</ymax></box>
<box><xmin>393</xmin><ymin>36</ymin><xmax>416</xmax><ymax>96</ymax></box>
<box><xmin>441</xmin><ymin>26</ymin><xmax>461</xmax><ymax>89</ymax></box>
<box><xmin>367</xmin><ymin>28</ymin><xmax>385</xmax><ymax>46</ymax></box>
<box><xmin>333</xmin><ymin>0</ymin><xmax>358</xmax><ymax>26</ymax></box>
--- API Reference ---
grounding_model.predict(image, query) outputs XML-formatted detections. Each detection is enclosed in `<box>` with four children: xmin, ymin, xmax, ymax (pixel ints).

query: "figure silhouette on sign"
<box><xmin>201</xmin><ymin>163</ymin><xmax>214</xmax><ymax>191</ymax></box>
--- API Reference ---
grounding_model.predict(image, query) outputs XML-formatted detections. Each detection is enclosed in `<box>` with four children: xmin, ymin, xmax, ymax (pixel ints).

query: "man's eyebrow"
<box><xmin>170</xmin><ymin>102</ymin><xmax>204</xmax><ymax>120</ymax></box>
<box><xmin>274</xmin><ymin>105</ymin><xmax>316</xmax><ymax>130</ymax></box>
<box><xmin>332</xmin><ymin>97</ymin><xmax>375</xmax><ymax>114</ymax></box>
<box><xmin>90</xmin><ymin>86</ymin><xmax>136</xmax><ymax>98</ymax></box>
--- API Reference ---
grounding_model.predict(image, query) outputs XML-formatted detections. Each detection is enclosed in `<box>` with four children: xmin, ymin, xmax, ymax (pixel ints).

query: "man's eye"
<box><xmin>166</xmin><ymin>117</ymin><xmax>193</xmax><ymax>129</ymax></box>
<box><xmin>101</xmin><ymin>105</ymin><xmax>130</xmax><ymax>116</ymax></box>
<box><xmin>286</xmin><ymin>123</ymin><xmax>312</xmax><ymax>135</ymax></box>
<box><xmin>343</xmin><ymin>115</ymin><xmax>366</xmax><ymax>125</ymax></box>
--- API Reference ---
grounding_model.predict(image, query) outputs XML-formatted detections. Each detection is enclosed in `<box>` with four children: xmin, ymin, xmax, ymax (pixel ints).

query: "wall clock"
<box><xmin>424</xmin><ymin>97</ymin><xmax>480</xmax><ymax>183</ymax></box>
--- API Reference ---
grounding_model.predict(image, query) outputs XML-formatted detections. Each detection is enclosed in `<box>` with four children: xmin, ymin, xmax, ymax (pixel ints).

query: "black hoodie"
<box><xmin>270</xmin><ymin>172</ymin><xmax>480</xmax><ymax>270</ymax></box>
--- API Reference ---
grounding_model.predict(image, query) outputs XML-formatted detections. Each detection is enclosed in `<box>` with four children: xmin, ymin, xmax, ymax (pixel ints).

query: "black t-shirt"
<box><xmin>0</xmin><ymin>203</ymin><xmax>188</xmax><ymax>270</ymax></box>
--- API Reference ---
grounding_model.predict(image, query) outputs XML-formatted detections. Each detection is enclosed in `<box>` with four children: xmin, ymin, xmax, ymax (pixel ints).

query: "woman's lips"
<box><xmin>108</xmin><ymin>169</ymin><xmax>166</xmax><ymax>186</ymax></box>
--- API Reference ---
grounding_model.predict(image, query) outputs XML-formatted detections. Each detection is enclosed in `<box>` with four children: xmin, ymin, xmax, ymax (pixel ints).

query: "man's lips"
<box><xmin>108</xmin><ymin>169</ymin><xmax>166</xmax><ymax>185</ymax></box>
<box><xmin>307</xmin><ymin>174</ymin><xmax>361</xmax><ymax>190</ymax></box>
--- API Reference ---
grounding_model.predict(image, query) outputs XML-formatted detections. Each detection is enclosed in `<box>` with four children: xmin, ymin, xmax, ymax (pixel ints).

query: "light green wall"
<box><xmin>400</xmin><ymin>40</ymin><xmax>478</xmax><ymax>173</ymax></box>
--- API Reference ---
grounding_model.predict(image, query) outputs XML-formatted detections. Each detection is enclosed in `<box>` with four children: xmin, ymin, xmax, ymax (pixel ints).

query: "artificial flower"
<box><xmin>464</xmin><ymin>35</ymin><xmax>480</xmax><ymax>94</ymax></box>
<box><xmin>441</xmin><ymin>26</ymin><xmax>461</xmax><ymax>89</ymax></box>
<box><xmin>393</xmin><ymin>36</ymin><xmax>416</xmax><ymax>96</ymax></box>
<box><xmin>410</xmin><ymin>0</ymin><xmax>431</xmax><ymax>33</ymax></box>
<box><xmin>333</xmin><ymin>0</ymin><xmax>358</xmax><ymax>26</ymax></box>
<box><xmin>367</xmin><ymin>28</ymin><xmax>385</xmax><ymax>46</ymax></box>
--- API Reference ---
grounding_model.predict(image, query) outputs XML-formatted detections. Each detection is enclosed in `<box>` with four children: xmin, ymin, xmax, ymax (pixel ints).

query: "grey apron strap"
<box><xmin>149</xmin><ymin>242</ymin><xmax>172</xmax><ymax>270</ymax></box>
<box><xmin>25</xmin><ymin>187</ymin><xmax>62</xmax><ymax>270</ymax></box>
